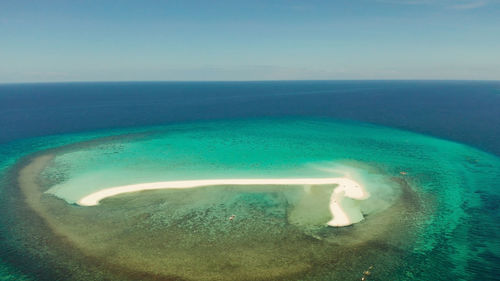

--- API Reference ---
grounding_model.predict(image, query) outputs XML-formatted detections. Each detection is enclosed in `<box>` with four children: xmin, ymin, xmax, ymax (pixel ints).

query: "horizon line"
<box><xmin>1</xmin><ymin>78</ymin><xmax>499</xmax><ymax>85</ymax></box>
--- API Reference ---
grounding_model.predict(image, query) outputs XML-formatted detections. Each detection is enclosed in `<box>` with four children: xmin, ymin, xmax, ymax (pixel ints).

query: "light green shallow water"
<box><xmin>1</xmin><ymin>118</ymin><xmax>499</xmax><ymax>280</ymax></box>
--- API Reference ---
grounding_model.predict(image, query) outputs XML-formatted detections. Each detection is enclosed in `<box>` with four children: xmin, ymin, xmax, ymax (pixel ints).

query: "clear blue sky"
<box><xmin>1</xmin><ymin>0</ymin><xmax>499</xmax><ymax>82</ymax></box>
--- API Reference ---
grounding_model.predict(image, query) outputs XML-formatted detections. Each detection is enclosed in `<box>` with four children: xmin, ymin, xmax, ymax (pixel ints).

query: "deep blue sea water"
<box><xmin>1</xmin><ymin>81</ymin><xmax>499</xmax><ymax>156</ymax></box>
<box><xmin>0</xmin><ymin>81</ymin><xmax>499</xmax><ymax>281</ymax></box>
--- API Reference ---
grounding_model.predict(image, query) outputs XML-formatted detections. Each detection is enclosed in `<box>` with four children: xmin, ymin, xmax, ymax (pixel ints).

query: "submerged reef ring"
<box><xmin>77</xmin><ymin>178</ymin><xmax>369</xmax><ymax>227</ymax></box>
<box><xmin>8</xmin><ymin>118</ymin><xmax>499</xmax><ymax>280</ymax></box>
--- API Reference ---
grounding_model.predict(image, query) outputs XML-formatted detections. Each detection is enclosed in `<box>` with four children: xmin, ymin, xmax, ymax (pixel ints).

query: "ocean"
<box><xmin>1</xmin><ymin>81</ymin><xmax>499</xmax><ymax>156</ymax></box>
<box><xmin>0</xmin><ymin>81</ymin><xmax>499</xmax><ymax>280</ymax></box>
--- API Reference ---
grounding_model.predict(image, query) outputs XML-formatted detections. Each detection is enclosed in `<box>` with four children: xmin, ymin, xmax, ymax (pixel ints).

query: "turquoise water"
<box><xmin>1</xmin><ymin>118</ymin><xmax>499</xmax><ymax>280</ymax></box>
<box><xmin>44</xmin><ymin>120</ymin><xmax>399</xmax><ymax>206</ymax></box>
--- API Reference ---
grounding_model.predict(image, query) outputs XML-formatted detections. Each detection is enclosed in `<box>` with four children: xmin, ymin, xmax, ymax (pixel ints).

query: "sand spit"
<box><xmin>77</xmin><ymin>178</ymin><xmax>370</xmax><ymax>227</ymax></box>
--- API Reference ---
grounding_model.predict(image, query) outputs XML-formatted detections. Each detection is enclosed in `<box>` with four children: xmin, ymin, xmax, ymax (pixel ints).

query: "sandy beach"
<box><xmin>77</xmin><ymin>178</ymin><xmax>369</xmax><ymax>227</ymax></box>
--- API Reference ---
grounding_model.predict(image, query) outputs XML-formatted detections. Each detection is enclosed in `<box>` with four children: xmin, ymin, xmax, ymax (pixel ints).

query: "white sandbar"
<box><xmin>77</xmin><ymin>178</ymin><xmax>369</xmax><ymax>227</ymax></box>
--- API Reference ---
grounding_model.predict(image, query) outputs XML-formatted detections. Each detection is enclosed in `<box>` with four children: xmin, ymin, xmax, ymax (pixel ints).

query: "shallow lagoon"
<box><xmin>1</xmin><ymin>118</ymin><xmax>499</xmax><ymax>280</ymax></box>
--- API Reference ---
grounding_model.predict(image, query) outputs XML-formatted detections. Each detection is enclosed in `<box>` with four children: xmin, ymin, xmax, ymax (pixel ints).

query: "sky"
<box><xmin>1</xmin><ymin>0</ymin><xmax>499</xmax><ymax>82</ymax></box>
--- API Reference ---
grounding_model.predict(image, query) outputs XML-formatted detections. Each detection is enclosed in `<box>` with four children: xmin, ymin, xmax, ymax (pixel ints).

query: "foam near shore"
<box><xmin>77</xmin><ymin>178</ymin><xmax>369</xmax><ymax>227</ymax></box>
